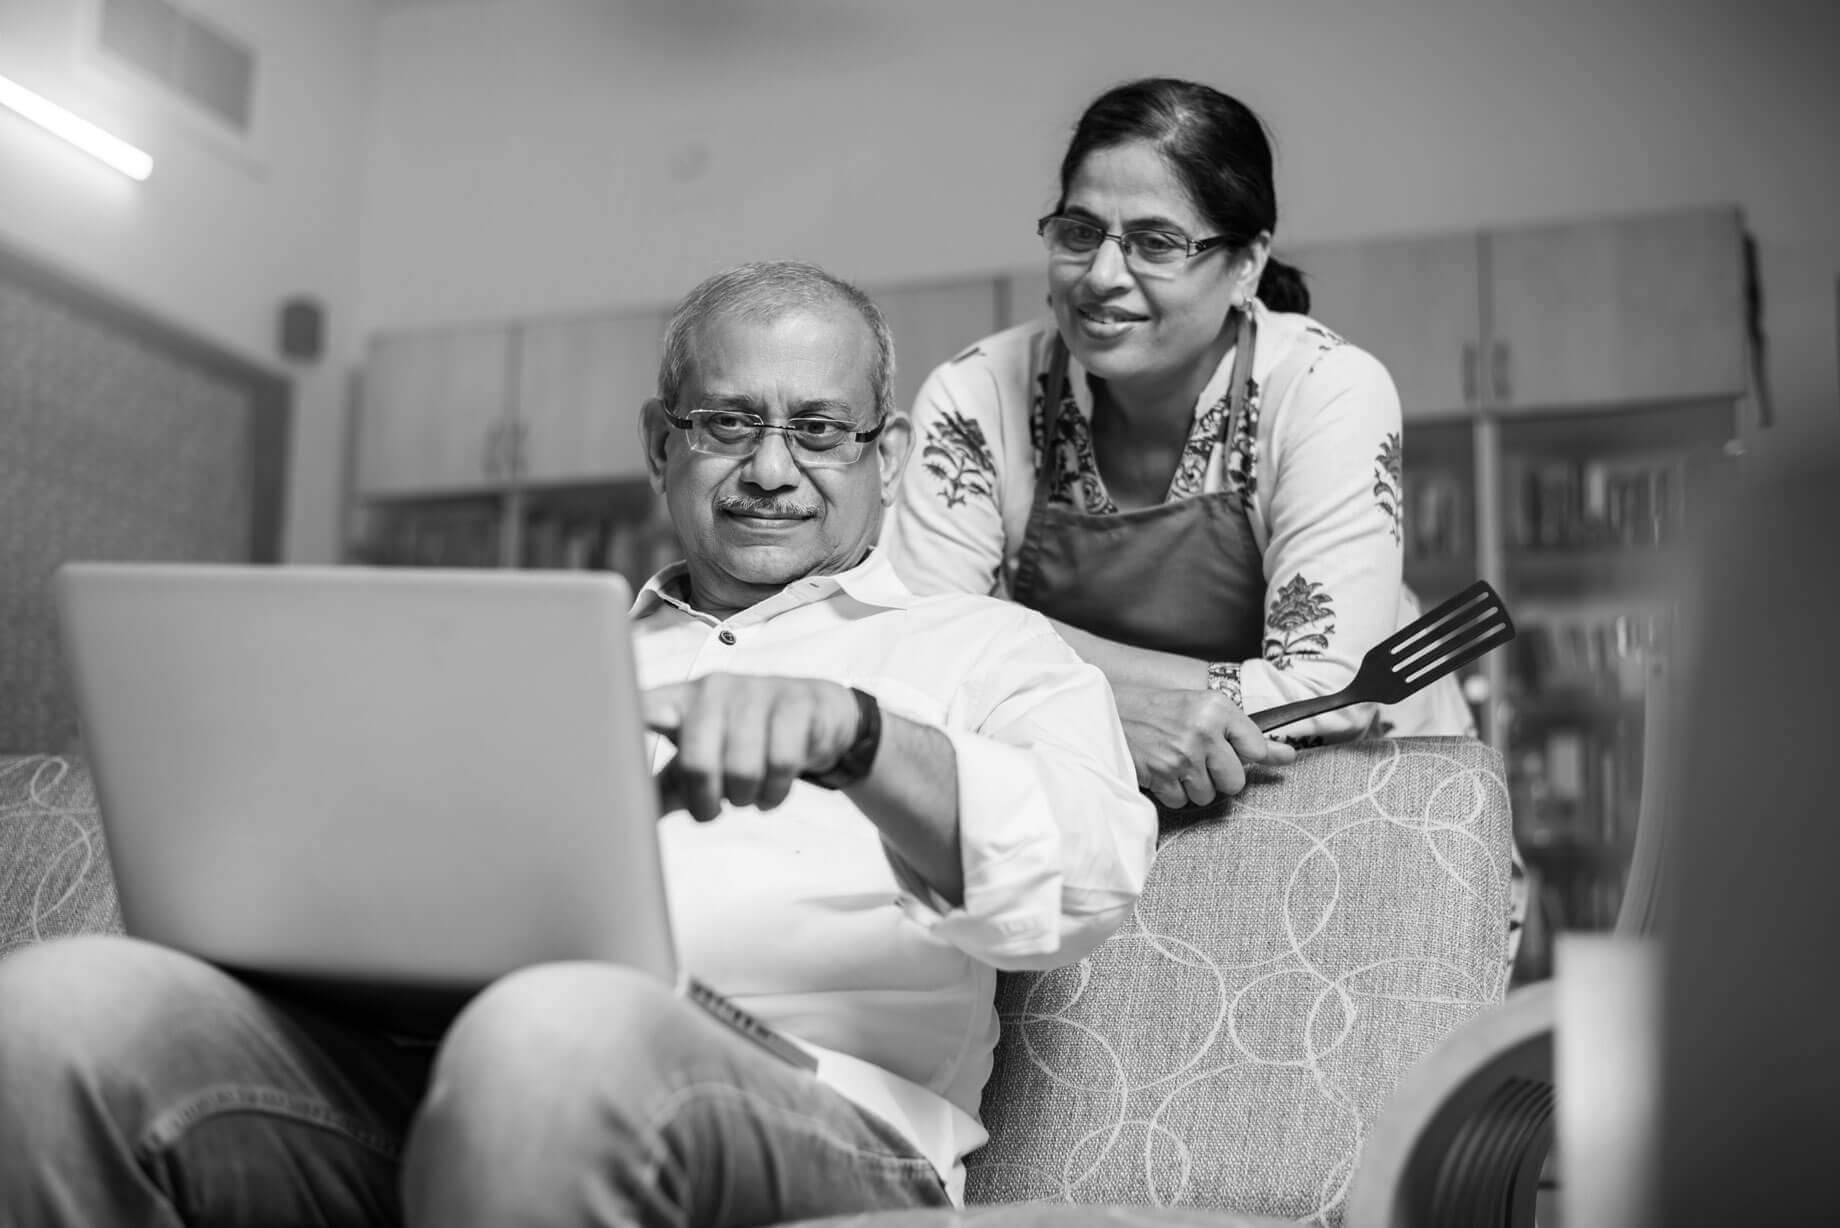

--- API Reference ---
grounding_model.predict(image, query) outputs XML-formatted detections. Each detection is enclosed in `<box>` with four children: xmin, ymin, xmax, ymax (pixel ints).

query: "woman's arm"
<box><xmin>883</xmin><ymin>351</ymin><xmax>1013</xmax><ymax>597</ymax></box>
<box><xmin>1235</xmin><ymin>342</ymin><xmax>1407</xmax><ymax>741</ymax></box>
<box><xmin>1045</xmin><ymin>618</ymin><xmax>1208</xmax><ymax>691</ymax></box>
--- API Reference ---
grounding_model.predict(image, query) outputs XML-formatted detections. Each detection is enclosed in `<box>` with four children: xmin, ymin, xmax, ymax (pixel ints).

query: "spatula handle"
<box><xmin>1250</xmin><ymin>689</ymin><xmax>1354</xmax><ymax>733</ymax></box>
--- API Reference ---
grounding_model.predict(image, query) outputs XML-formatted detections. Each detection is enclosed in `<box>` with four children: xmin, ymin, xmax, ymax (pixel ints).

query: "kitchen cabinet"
<box><xmin>355</xmin><ymin>324</ymin><xmax>515</xmax><ymax>497</ymax></box>
<box><xmin>1288</xmin><ymin>205</ymin><xmax>1747</xmax><ymax>420</ymax></box>
<box><xmin>1485</xmin><ymin>206</ymin><xmax>1746</xmax><ymax>411</ymax></box>
<box><xmin>515</xmin><ymin>308</ymin><xmax>668</xmax><ymax>485</ymax></box>
<box><xmin>1285</xmin><ymin>232</ymin><xmax>1483</xmax><ymax>420</ymax></box>
<box><xmin>871</xmin><ymin>278</ymin><xmax>1002</xmax><ymax>413</ymax></box>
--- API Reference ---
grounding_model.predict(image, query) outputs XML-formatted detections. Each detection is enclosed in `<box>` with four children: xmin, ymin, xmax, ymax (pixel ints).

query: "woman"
<box><xmin>885</xmin><ymin>77</ymin><xmax>1475</xmax><ymax>812</ymax></box>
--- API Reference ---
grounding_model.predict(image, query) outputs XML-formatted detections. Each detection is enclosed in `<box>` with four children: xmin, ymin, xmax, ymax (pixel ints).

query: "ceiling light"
<box><xmin>0</xmin><ymin>73</ymin><xmax>153</xmax><ymax>181</ymax></box>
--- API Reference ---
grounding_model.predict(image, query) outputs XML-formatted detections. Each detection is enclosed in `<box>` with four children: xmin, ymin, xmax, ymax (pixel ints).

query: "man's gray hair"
<box><xmin>656</xmin><ymin>260</ymin><xmax>897</xmax><ymax>423</ymax></box>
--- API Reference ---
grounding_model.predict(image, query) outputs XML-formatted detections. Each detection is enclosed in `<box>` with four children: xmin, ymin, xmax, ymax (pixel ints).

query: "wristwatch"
<box><xmin>801</xmin><ymin>687</ymin><xmax>882</xmax><ymax>790</ymax></box>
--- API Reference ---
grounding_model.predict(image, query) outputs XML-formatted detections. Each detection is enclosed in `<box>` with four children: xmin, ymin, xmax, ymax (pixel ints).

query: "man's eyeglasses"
<box><xmin>663</xmin><ymin>407</ymin><xmax>885</xmax><ymax>467</ymax></box>
<box><xmin>1037</xmin><ymin>214</ymin><xmax>1230</xmax><ymax>275</ymax></box>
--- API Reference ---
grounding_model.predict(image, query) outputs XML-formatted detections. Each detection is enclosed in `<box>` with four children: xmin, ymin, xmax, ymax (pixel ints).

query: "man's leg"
<box><xmin>0</xmin><ymin>935</ymin><xmax>432</xmax><ymax>1228</ymax></box>
<box><xmin>404</xmin><ymin>963</ymin><xmax>953</xmax><ymax>1228</ymax></box>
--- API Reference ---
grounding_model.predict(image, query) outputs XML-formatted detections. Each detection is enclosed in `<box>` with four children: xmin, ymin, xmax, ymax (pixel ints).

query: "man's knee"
<box><xmin>404</xmin><ymin>964</ymin><xmax>698</xmax><ymax>1226</ymax></box>
<box><xmin>0</xmin><ymin>934</ymin><xmax>230</xmax><ymax>1149</ymax></box>
<box><xmin>0</xmin><ymin>936</ymin><xmax>183</xmax><ymax>1071</ymax></box>
<box><xmin>430</xmin><ymin>962</ymin><xmax>690</xmax><ymax>1105</ymax></box>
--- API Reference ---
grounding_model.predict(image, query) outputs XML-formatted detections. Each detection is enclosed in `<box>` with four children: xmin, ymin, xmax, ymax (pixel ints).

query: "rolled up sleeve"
<box><xmin>889</xmin><ymin>619</ymin><xmax>1157</xmax><ymax>971</ymax></box>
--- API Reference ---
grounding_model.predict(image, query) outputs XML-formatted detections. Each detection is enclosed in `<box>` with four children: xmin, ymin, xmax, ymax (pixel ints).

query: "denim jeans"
<box><xmin>0</xmin><ymin>935</ymin><xmax>952</xmax><ymax>1227</ymax></box>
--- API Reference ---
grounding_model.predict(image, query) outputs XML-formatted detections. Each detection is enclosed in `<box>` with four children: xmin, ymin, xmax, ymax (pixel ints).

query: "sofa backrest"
<box><xmin>965</xmin><ymin>737</ymin><xmax>1516</xmax><ymax>1227</ymax></box>
<box><xmin>0</xmin><ymin>755</ymin><xmax>121</xmax><ymax>955</ymax></box>
<box><xmin>0</xmin><ymin>740</ymin><xmax>1515</xmax><ymax>1227</ymax></box>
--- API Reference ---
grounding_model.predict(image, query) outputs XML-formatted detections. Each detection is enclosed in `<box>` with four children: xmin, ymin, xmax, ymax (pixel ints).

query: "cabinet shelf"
<box><xmin>1505</xmin><ymin>546</ymin><xmax>1690</xmax><ymax>600</ymax></box>
<box><xmin>1507</xmin><ymin>689</ymin><xmax>1646</xmax><ymax>729</ymax></box>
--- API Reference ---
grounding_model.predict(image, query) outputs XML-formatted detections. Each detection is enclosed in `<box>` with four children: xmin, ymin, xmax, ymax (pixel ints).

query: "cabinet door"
<box><xmin>1284</xmin><ymin>233</ymin><xmax>1483</xmax><ymax>421</ymax></box>
<box><xmin>872</xmin><ymin>279</ymin><xmax>1001</xmax><ymax>414</ymax></box>
<box><xmin>1485</xmin><ymin>207</ymin><xmax>1746</xmax><ymax>412</ymax></box>
<box><xmin>357</xmin><ymin>326</ymin><xmax>514</xmax><ymax>497</ymax></box>
<box><xmin>516</xmin><ymin>309</ymin><xmax>668</xmax><ymax>484</ymax></box>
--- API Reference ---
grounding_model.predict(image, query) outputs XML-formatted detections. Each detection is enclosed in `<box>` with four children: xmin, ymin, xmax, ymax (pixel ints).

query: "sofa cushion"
<box><xmin>0</xmin><ymin>755</ymin><xmax>122</xmax><ymax>955</ymax></box>
<box><xmin>966</xmin><ymin>738</ymin><xmax>1514</xmax><ymax>1226</ymax></box>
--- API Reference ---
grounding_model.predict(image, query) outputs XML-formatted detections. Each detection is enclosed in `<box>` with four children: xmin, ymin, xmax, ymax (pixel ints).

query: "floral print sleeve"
<box><xmin>884</xmin><ymin>341</ymin><xmax>1018</xmax><ymax>599</ymax></box>
<box><xmin>1238</xmin><ymin>342</ymin><xmax>1407</xmax><ymax>743</ymax></box>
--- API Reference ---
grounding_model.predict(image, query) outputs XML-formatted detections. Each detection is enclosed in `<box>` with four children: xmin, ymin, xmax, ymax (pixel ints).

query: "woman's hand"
<box><xmin>1111</xmin><ymin>684</ymin><xmax>1297</xmax><ymax>809</ymax></box>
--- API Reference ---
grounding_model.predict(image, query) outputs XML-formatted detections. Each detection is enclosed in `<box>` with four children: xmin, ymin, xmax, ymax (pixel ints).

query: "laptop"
<box><xmin>52</xmin><ymin>561</ymin><xmax>812</xmax><ymax>1066</ymax></box>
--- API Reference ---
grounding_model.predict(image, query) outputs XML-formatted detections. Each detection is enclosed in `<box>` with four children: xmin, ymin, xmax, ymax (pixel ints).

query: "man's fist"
<box><xmin>642</xmin><ymin>673</ymin><xmax>862</xmax><ymax>822</ymax></box>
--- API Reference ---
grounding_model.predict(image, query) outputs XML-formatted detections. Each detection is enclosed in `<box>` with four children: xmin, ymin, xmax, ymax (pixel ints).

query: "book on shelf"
<box><xmin>1403</xmin><ymin>470</ymin><xmax>1470</xmax><ymax>564</ymax></box>
<box><xmin>353</xmin><ymin>504</ymin><xmax>502</xmax><ymax>569</ymax></box>
<box><xmin>518</xmin><ymin>503</ymin><xmax>681</xmax><ymax>594</ymax></box>
<box><xmin>1511</xmin><ymin>609</ymin><xmax>1667</xmax><ymax>701</ymax></box>
<box><xmin>352</xmin><ymin>490</ymin><xmax>682</xmax><ymax>589</ymax></box>
<box><xmin>1509</xmin><ymin>453</ymin><xmax>1687</xmax><ymax>551</ymax></box>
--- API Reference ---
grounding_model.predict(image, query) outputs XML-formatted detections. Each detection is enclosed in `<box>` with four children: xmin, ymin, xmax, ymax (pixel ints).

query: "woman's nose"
<box><xmin>1080</xmin><ymin>235</ymin><xmax>1135</xmax><ymax>291</ymax></box>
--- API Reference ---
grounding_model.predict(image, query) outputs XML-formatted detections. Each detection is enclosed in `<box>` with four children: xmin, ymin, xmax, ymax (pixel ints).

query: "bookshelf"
<box><xmin>1403</xmin><ymin>399</ymin><xmax>1741</xmax><ymax>978</ymax></box>
<box><xmin>349</xmin><ymin>480</ymin><xmax>682</xmax><ymax>597</ymax></box>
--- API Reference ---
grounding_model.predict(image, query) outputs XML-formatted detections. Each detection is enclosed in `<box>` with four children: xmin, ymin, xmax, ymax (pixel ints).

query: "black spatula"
<box><xmin>1250</xmin><ymin>580</ymin><xmax>1515</xmax><ymax>733</ymax></box>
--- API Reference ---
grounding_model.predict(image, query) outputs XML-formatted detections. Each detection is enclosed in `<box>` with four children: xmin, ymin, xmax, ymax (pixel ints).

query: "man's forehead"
<box><xmin>686</xmin><ymin>305</ymin><xmax>876</xmax><ymax>404</ymax></box>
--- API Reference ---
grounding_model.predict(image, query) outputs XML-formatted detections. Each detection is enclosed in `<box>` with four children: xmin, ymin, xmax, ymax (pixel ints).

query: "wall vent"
<box><xmin>97</xmin><ymin>0</ymin><xmax>256</xmax><ymax>133</ymax></box>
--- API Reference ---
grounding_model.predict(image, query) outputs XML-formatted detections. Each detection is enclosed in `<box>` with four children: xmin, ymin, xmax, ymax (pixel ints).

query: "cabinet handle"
<box><xmin>1461</xmin><ymin>342</ymin><xmax>1479</xmax><ymax>406</ymax></box>
<box><xmin>1491</xmin><ymin>340</ymin><xmax>1511</xmax><ymax>405</ymax></box>
<box><xmin>482</xmin><ymin>423</ymin><xmax>503</xmax><ymax>478</ymax></box>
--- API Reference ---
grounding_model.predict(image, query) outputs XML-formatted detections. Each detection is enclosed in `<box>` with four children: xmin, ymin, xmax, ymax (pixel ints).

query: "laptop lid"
<box><xmin>53</xmin><ymin>562</ymin><xmax>677</xmax><ymax>1001</ymax></box>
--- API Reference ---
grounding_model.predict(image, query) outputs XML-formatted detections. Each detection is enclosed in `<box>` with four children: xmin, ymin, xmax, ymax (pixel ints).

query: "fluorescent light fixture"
<box><xmin>0</xmin><ymin>73</ymin><xmax>152</xmax><ymax>181</ymax></box>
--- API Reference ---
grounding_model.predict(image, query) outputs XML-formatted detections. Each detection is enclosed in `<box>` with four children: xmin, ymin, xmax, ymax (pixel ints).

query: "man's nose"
<box><xmin>739</xmin><ymin>430</ymin><xmax>801</xmax><ymax>489</ymax></box>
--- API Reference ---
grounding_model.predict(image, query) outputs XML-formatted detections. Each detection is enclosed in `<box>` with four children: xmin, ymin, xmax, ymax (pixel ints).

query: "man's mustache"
<box><xmin>715</xmin><ymin>496</ymin><xmax>821</xmax><ymax>519</ymax></box>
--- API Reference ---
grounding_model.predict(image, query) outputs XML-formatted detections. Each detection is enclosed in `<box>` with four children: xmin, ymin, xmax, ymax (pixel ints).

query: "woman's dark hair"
<box><xmin>1057</xmin><ymin>77</ymin><xmax>1309</xmax><ymax>314</ymax></box>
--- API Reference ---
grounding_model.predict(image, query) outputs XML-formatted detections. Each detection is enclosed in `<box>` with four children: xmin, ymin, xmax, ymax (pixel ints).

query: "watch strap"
<box><xmin>801</xmin><ymin>687</ymin><xmax>881</xmax><ymax>790</ymax></box>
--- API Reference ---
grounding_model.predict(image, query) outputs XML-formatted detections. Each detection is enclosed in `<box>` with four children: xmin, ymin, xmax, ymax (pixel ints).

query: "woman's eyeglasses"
<box><xmin>663</xmin><ymin>408</ymin><xmax>884</xmax><ymax>467</ymax></box>
<box><xmin>1037</xmin><ymin>214</ymin><xmax>1230</xmax><ymax>276</ymax></box>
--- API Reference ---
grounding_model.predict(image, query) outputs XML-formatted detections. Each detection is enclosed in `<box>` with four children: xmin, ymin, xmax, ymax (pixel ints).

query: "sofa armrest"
<box><xmin>968</xmin><ymin>738</ymin><xmax>1517</xmax><ymax>1227</ymax></box>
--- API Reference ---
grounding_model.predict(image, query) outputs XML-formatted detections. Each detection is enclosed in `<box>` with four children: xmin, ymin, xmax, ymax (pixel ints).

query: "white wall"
<box><xmin>0</xmin><ymin>0</ymin><xmax>375</xmax><ymax>564</ymax></box>
<box><xmin>360</xmin><ymin>0</ymin><xmax>1840</xmax><ymax>455</ymax></box>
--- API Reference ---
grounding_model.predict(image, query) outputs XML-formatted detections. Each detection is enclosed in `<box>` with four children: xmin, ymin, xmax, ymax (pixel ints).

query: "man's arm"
<box><xmin>641</xmin><ymin>674</ymin><xmax>965</xmax><ymax>906</ymax></box>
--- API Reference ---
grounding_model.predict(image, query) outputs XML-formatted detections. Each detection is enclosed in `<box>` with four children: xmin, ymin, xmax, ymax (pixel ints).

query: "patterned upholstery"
<box><xmin>0</xmin><ymin>741</ymin><xmax>1513</xmax><ymax>1228</ymax></box>
<box><xmin>966</xmin><ymin>738</ymin><xmax>1513</xmax><ymax>1225</ymax></box>
<box><xmin>0</xmin><ymin>755</ymin><xmax>120</xmax><ymax>955</ymax></box>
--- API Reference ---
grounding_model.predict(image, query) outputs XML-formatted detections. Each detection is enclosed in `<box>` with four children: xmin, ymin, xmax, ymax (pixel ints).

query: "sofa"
<box><xmin>0</xmin><ymin>738</ymin><xmax>1518</xmax><ymax>1227</ymax></box>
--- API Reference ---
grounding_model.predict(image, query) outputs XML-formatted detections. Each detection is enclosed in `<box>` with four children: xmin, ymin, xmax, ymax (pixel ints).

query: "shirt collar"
<box><xmin>630</xmin><ymin>546</ymin><xmax>915</xmax><ymax>624</ymax></box>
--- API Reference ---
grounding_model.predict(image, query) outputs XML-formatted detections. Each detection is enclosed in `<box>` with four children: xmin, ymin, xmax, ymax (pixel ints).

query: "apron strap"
<box><xmin>1034</xmin><ymin>307</ymin><xmax>1261</xmax><ymax>515</ymax></box>
<box><xmin>1032</xmin><ymin>336</ymin><xmax>1072</xmax><ymax>520</ymax></box>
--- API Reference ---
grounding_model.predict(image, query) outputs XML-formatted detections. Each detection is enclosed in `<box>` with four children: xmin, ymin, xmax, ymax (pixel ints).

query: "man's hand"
<box><xmin>642</xmin><ymin>673</ymin><xmax>863</xmax><ymax>822</ymax></box>
<box><xmin>1111</xmin><ymin>684</ymin><xmax>1297</xmax><ymax>809</ymax></box>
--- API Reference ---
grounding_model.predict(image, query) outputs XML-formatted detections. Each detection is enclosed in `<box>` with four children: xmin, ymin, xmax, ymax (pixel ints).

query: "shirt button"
<box><xmin>718</xmin><ymin>629</ymin><xmax>737</xmax><ymax>646</ymax></box>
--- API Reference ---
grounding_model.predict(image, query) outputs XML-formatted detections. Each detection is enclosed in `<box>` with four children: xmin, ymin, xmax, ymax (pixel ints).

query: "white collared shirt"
<box><xmin>630</xmin><ymin>549</ymin><xmax>1156</xmax><ymax>1200</ymax></box>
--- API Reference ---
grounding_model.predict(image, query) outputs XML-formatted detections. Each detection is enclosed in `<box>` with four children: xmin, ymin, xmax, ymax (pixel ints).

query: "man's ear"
<box><xmin>876</xmin><ymin>413</ymin><xmax>915</xmax><ymax>507</ymax></box>
<box><xmin>639</xmin><ymin>398</ymin><xmax>672</xmax><ymax>493</ymax></box>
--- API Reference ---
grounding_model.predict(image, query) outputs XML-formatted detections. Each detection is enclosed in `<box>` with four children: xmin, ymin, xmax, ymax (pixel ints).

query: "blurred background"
<box><xmin>2</xmin><ymin>0</ymin><xmax>1837</xmax><ymax>982</ymax></box>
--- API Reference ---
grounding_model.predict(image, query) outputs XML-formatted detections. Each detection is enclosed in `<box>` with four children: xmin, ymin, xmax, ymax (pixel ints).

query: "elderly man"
<box><xmin>0</xmin><ymin>260</ymin><xmax>1258</xmax><ymax>1228</ymax></box>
